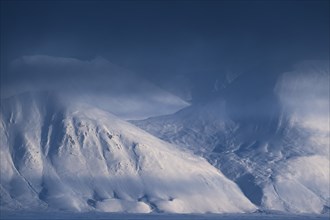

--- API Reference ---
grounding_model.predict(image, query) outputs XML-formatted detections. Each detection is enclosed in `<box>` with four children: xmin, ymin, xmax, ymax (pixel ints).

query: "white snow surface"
<box><xmin>0</xmin><ymin>92</ymin><xmax>255</xmax><ymax>213</ymax></box>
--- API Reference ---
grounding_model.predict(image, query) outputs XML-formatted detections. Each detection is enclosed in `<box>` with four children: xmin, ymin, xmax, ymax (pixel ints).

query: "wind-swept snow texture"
<box><xmin>132</xmin><ymin>61</ymin><xmax>330</xmax><ymax>214</ymax></box>
<box><xmin>0</xmin><ymin>92</ymin><xmax>255</xmax><ymax>213</ymax></box>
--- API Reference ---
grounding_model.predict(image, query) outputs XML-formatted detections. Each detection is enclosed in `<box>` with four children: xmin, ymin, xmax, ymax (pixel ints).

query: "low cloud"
<box><xmin>1</xmin><ymin>55</ymin><xmax>189</xmax><ymax>120</ymax></box>
<box><xmin>275</xmin><ymin>60</ymin><xmax>330</xmax><ymax>156</ymax></box>
<box><xmin>275</xmin><ymin>60</ymin><xmax>330</xmax><ymax>133</ymax></box>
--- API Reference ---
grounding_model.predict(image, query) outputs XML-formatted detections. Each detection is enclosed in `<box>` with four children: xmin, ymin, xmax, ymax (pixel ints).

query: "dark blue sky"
<box><xmin>1</xmin><ymin>0</ymin><xmax>329</xmax><ymax>101</ymax></box>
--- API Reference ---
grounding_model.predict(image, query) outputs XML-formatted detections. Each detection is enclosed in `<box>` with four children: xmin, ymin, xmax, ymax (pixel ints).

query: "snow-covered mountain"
<box><xmin>132</xmin><ymin>61</ymin><xmax>330</xmax><ymax>214</ymax></box>
<box><xmin>0</xmin><ymin>92</ymin><xmax>256</xmax><ymax>213</ymax></box>
<box><xmin>1</xmin><ymin>60</ymin><xmax>328</xmax><ymax>215</ymax></box>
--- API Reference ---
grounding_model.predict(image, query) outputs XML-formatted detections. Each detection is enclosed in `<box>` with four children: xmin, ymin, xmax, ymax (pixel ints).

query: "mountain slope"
<box><xmin>132</xmin><ymin>61</ymin><xmax>330</xmax><ymax>214</ymax></box>
<box><xmin>0</xmin><ymin>92</ymin><xmax>256</xmax><ymax>213</ymax></box>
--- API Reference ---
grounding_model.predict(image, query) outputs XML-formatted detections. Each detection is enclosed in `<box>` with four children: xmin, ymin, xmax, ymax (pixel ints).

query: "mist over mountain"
<box><xmin>1</xmin><ymin>58</ymin><xmax>328</xmax><ymax>214</ymax></box>
<box><xmin>1</xmin><ymin>55</ymin><xmax>189</xmax><ymax>120</ymax></box>
<box><xmin>1</xmin><ymin>0</ymin><xmax>329</xmax><ymax>218</ymax></box>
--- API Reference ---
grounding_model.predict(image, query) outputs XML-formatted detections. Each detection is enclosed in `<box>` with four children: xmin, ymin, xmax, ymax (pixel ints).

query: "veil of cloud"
<box><xmin>275</xmin><ymin>60</ymin><xmax>330</xmax><ymax>155</ymax></box>
<box><xmin>2</xmin><ymin>55</ymin><xmax>189</xmax><ymax>120</ymax></box>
